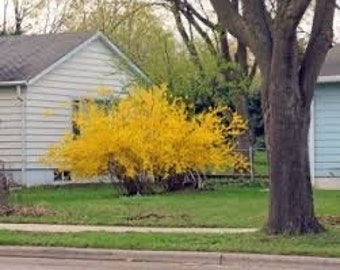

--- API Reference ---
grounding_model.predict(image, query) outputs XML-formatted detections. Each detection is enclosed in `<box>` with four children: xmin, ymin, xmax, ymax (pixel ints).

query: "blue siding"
<box><xmin>315</xmin><ymin>83</ymin><xmax>340</xmax><ymax>177</ymax></box>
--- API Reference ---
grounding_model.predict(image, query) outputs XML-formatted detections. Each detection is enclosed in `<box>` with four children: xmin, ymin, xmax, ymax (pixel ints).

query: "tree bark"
<box><xmin>233</xmin><ymin>92</ymin><xmax>252</xmax><ymax>154</ymax></box>
<box><xmin>234</xmin><ymin>40</ymin><xmax>252</xmax><ymax>155</ymax></box>
<box><xmin>264</xmin><ymin>27</ymin><xmax>324</xmax><ymax>234</ymax></box>
<box><xmin>266</xmin><ymin>80</ymin><xmax>323</xmax><ymax>234</ymax></box>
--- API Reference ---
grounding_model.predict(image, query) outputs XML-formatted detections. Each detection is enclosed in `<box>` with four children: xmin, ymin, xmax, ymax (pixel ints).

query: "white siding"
<box><xmin>26</xmin><ymin>38</ymin><xmax>132</xmax><ymax>175</ymax></box>
<box><xmin>0</xmin><ymin>87</ymin><xmax>23</xmax><ymax>169</ymax></box>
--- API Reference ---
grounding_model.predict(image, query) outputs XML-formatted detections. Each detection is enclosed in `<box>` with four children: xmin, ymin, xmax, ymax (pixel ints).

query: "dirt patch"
<box><xmin>0</xmin><ymin>205</ymin><xmax>54</xmax><ymax>217</ymax></box>
<box><xmin>127</xmin><ymin>212</ymin><xmax>189</xmax><ymax>221</ymax></box>
<box><xmin>318</xmin><ymin>216</ymin><xmax>340</xmax><ymax>226</ymax></box>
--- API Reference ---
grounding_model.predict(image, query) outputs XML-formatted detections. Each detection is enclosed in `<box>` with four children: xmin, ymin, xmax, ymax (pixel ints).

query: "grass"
<box><xmin>0</xmin><ymin>229</ymin><xmax>339</xmax><ymax>257</ymax></box>
<box><xmin>253</xmin><ymin>150</ymin><xmax>268</xmax><ymax>175</ymax></box>
<box><xmin>0</xmin><ymin>184</ymin><xmax>339</xmax><ymax>228</ymax></box>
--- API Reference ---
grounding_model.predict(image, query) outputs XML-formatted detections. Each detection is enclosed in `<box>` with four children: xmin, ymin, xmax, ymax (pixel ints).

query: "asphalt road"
<box><xmin>2</xmin><ymin>256</ymin><xmax>340</xmax><ymax>270</ymax></box>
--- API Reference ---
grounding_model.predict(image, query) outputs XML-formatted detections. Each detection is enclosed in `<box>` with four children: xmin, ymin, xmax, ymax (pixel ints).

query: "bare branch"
<box><xmin>210</xmin><ymin>0</ymin><xmax>271</xmax><ymax>72</ymax></box>
<box><xmin>235</xmin><ymin>41</ymin><xmax>248</xmax><ymax>74</ymax></box>
<box><xmin>163</xmin><ymin>0</ymin><xmax>217</xmax><ymax>30</ymax></box>
<box><xmin>300</xmin><ymin>0</ymin><xmax>336</xmax><ymax>105</ymax></box>
<box><xmin>209</xmin><ymin>0</ymin><xmax>252</xmax><ymax>47</ymax></box>
<box><xmin>179</xmin><ymin>5</ymin><xmax>218</xmax><ymax>57</ymax></box>
<box><xmin>179</xmin><ymin>1</ymin><xmax>217</xmax><ymax>30</ymax></box>
<box><xmin>241</xmin><ymin>0</ymin><xmax>272</xmax><ymax>67</ymax></box>
<box><xmin>282</xmin><ymin>0</ymin><xmax>312</xmax><ymax>32</ymax></box>
<box><xmin>170</xmin><ymin>1</ymin><xmax>203</xmax><ymax>71</ymax></box>
<box><xmin>1</xmin><ymin>0</ymin><xmax>9</xmax><ymax>35</ymax></box>
<box><xmin>249</xmin><ymin>61</ymin><xmax>258</xmax><ymax>83</ymax></box>
<box><xmin>218</xmin><ymin>28</ymin><xmax>231</xmax><ymax>62</ymax></box>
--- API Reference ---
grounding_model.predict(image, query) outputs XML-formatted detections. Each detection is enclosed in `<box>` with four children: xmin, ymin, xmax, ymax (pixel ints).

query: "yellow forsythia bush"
<box><xmin>44</xmin><ymin>85</ymin><xmax>248</xmax><ymax>181</ymax></box>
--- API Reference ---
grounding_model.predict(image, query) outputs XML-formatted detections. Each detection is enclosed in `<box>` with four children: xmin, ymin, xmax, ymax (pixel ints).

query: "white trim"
<box><xmin>0</xmin><ymin>81</ymin><xmax>27</xmax><ymax>86</ymax></box>
<box><xmin>317</xmin><ymin>75</ymin><xmax>340</xmax><ymax>83</ymax></box>
<box><xmin>28</xmin><ymin>32</ymin><xmax>151</xmax><ymax>86</ymax></box>
<box><xmin>309</xmin><ymin>99</ymin><xmax>315</xmax><ymax>183</ymax></box>
<box><xmin>16</xmin><ymin>85</ymin><xmax>27</xmax><ymax>186</ymax></box>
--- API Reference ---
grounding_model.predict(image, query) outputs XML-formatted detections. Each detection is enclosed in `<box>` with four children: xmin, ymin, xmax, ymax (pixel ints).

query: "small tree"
<box><xmin>44</xmin><ymin>85</ymin><xmax>248</xmax><ymax>194</ymax></box>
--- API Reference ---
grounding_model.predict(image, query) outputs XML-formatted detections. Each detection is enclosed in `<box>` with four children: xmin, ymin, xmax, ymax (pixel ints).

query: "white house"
<box><xmin>0</xmin><ymin>32</ymin><xmax>148</xmax><ymax>186</ymax></box>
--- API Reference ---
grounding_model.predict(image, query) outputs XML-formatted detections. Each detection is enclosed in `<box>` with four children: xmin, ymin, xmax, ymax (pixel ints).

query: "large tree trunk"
<box><xmin>264</xmin><ymin>33</ymin><xmax>324</xmax><ymax>234</ymax></box>
<box><xmin>209</xmin><ymin>0</ymin><xmax>335</xmax><ymax>236</ymax></box>
<box><xmin>266</xmin><ymin>86</ymin><xmax>323</xmax><ymax>234</ymax></box>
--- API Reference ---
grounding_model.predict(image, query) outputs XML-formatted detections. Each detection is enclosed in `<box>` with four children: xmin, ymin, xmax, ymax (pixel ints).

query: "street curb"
<box><xmin>0</xmin><ymin>246</ymin><xmax>339</xmax><ymax>266</ymax></box>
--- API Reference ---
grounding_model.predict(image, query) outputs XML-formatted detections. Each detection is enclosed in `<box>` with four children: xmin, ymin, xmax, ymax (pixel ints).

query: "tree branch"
<box><xmin>241</xmin><ymin>0</ymin><xmax>272</xmax><ymax>67</ymax></box>
<box><xmin>209</xmin><ymin>0</ymin><xmax>253</xmax><ymax>49</ymax></box>
<box><xmin>249</xmin><ymin>61</ymin><xmax>258</xmax><ymax>83</ymax></box>
<box><xmin>1</xmin><ymin>0</ymin><xmax>9</xmax><ymax>35</ymax></box>
<box><xmin>284</xmin><ymin>0</ymin><xmax>312</xmax><ymax>32</ymax></box>
<box><xmin>180</xmin><ymin>6</ymin><xmax>218</xmax><ymax>58</ymax></box>
<box><xmin>218</xmin><ymin>28</ymin><xmax>231</xmax><ymax>63</ymax></box>
<box><xmin>299</xmin><ymin>0</ymin><xmax>336</xmax><ymax>105</ymax></box>
<box><xmin>170</xmin><ymin>1</ymin><xmax>203</xmax><ymax>71</ymax></box>
<box><xmin>209</xmin><ymin>0</ymin><xmax>272</xmax><ymax>72</ymax></box>
<box><xmin>178</xmin><ymin>1</ymin><xmax>217</xmax><ymax>30</ymax></box>
<box><xmin>235</xmin><ymin>41</ymin><xmax>248</xmax><ymax>75</ymax></box>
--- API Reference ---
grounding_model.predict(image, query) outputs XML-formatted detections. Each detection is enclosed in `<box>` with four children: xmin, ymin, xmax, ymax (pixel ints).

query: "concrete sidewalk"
<box><xmin>0</xmin><ymin>223</ymin><xmax>258</xmax><ymax>234</ymax></box>
<box><xmin>0</xmin><ymin>246</ymin><xmax>339</xmax><ymax>268</ymax></box>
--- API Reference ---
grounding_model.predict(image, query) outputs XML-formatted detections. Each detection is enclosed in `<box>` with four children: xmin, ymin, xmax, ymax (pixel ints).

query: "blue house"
<box><xmin>311</xmin><ymin>44</ymin><xmax>340</xmax><ymax>189</ymax></box>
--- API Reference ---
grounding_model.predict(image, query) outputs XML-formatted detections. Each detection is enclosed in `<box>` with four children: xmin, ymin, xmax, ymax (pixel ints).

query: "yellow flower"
<box><xmin>97</xmin><ymin>86</ymin><xmax>112</xmax><ymax>97</ymax></box>
<box><xmin>44</xmin><ymin>85</ymin><xmax>248</xmax><ymax>180</ymax></box>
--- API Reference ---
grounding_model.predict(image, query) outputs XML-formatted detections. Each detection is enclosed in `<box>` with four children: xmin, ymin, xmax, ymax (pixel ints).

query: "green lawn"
<box><xmin>0</xmin><ymin>229</ymin><xmax>339</xmax><ymax>257</ymax></box>
<box><xmin>253</xmin><ymin>150</ymin><xmax>268</xmax><ymax>175</ymax></box>
<box><xmin>0</xmin><ymin>184</ymin><xmax>339</xmax><ymax>228</ymax></box>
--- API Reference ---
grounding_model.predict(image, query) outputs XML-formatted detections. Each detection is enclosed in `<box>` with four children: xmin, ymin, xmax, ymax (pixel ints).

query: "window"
<box><xmin>72</xmin><ymin>100</ymin><xmax>80</xmax><ymax>136</ymax></box>
<box><xmin>54</xmin><ymin>169</ymin><xmax>71</xmax><ymax>181</ymax></box>
<box><xmin>72</xmin><ymin>98</ymin><xmax>119</xmax><ymax>136</ymax></box>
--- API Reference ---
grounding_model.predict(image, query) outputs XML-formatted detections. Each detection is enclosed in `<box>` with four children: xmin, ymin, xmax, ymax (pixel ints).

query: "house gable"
<box><xmin>28</xmin><ymin>32</ymin><xmax>149</xmax><ymax>86</ymax></box>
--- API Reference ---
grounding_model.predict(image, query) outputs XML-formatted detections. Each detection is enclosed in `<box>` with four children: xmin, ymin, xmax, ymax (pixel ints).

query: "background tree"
<box><xmin>206</xmin><ymin>0</ymin><xmax>336</xmax><ymax>234</ymax></box>
<box><xmin>158</xmin><ymin>0</ymin><xmax>258</xmax><ymax>153</ymax></box>
<box><xmin>61</xmin><ymin>0</ymin><xmax>176</xmax><ymax>83</ymax></box>
<box><xmin>29</xmin><ymin>0</ymin><xmax>73</xmax><ymax>34</ymax></box>
<box><xmin>0</xmin><ymin>0</ymin><xmax>44</xmax><ymax>35</ymax></box>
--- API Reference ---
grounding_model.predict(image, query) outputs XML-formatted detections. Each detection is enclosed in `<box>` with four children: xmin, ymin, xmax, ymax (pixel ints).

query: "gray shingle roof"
<box><xmin>320</xmin><ymin>44</ymin><xmax>340</xmax><ymax>77</ymax></box>
<box><xmin>0</xmin><ymin>32</ymin><xmax>94</xmax><ymax>82</ymax></box>
<box><xmin>2</xmin><ymin>32</ymin><xmax>336</xmax><ymax>82</ymax></box>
